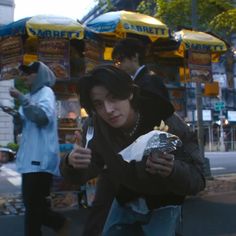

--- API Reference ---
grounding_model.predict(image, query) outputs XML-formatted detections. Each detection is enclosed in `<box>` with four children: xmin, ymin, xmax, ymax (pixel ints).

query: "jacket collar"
<box><xmin>133</xmin><ymin>65</ymin><xmax>148</xmax><ymax>82</ymax></box>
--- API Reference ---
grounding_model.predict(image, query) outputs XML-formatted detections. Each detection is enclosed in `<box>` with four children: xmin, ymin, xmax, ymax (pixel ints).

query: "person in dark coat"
<box><xmin>60</xmin><ymin>65</ymin><xmax>205</xmax><ymax>235</ymax></box>
<box><xmin>80</xmin><ymin>38</ymin><xmax>186</xmax><ymax>236</ymax></box>
<box><xmin>112</xmin><ymin>38</ymin><xmax>170</xmax><ymax>99</ymax></box>
<box><xmin>80</xmin><ymin>38</ymin><xmax>174</xmax><ymax>236</ymax></box>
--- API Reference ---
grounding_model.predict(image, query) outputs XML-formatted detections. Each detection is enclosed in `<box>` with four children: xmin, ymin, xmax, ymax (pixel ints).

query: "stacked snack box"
<box><xmin>84</xmin><ymin>39</ymin><xmax>104</xmax><ymax>72</ymax></box>
<box><xmin>0</xmin><ymin>36</ymin><xmax>23</xmax><ymax>80</ymax></box>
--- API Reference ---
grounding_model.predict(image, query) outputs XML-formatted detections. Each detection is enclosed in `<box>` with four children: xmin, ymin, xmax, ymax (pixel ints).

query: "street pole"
<box><xmin>195</xmin><ymin>82</ymin><xmax>204</xmax><ymax>158</ymax></box>
<box><xmin>191</xmin><ymin>0</ymin><xmax>211</xmax><ymax>177</ymax></box>
<box><xmin>219</xmin><ymin>88</ymin><xmax>225</xmax><ymax>151</ymax></box>
<box><xmin>191</xmin><ymin>0</ymin><xmax>204</xmax><ymax>158</ymax></box>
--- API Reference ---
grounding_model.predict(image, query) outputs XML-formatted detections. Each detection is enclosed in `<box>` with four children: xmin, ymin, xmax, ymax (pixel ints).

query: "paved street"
<box><xmin>1</xmin><ymin>189</ymin><xmax>236</xmax><ymax>236</ymax></box>
<box><xmin>0</xmin><ymin>208</ymin><xmax>89</xmax><ymax>236</ymax></box>
<box><xmin>206</xmin><ymin>152</ymin><xmax>236</xmax><ymax>175</ymax></box>
<box><xmin>182</xmin><ymin>192</ymin><xmax>236</xmax><ymax>236</ymax></box>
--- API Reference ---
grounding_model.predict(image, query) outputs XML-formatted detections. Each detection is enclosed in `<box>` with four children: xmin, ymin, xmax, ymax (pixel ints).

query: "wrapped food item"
<box><xmin>144</xmin><ymin>131</ymin><xmax>182</xmax><ymax>156</ymax></box>
<box><xmin>119</xmin><ymin>130</ymin><xmax>182</xmax><ymax>163</ymax></box>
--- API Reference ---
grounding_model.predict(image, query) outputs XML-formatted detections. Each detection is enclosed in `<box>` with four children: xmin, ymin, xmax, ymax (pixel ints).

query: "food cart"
<box><xmin>0</xmin><ymin>15</ymin><xmax>102</xmax><ymax>144</ymax></box>
<box><xmin>144</xmin><ymin>29</ymin><xmax>228</xmax><ymax>116</ymax></box>
<box><xmin>149</xmin><ymin>29</ymin><xmax>228</xmax><ymax>155</ymax></box>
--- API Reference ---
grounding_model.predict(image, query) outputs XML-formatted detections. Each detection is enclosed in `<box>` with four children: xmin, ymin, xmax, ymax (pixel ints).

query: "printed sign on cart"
<box><xmin>0</xmin><ymin>36</ymin><xmax>23</xmax><ymax>80</ymax></box>
<box><xmin>38</xmin><ymin>38</ymin><xmax>70</xmax><ymax>80</ymax></box>
<box><xmin>188</xmin><ymin>50</ymin><xmax>212</xmax><ymax>83</ymax></box>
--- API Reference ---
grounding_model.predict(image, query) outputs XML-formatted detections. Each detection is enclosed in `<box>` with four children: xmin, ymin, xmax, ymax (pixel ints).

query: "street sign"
<box><xmin>214</xmin><ymin>101</ymin><xmax>225</xmax><ymax>111</ymax></box>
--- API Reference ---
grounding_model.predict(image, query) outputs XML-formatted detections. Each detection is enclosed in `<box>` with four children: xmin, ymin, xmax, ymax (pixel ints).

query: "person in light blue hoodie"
<box><xmin>10</xmin><ymin>61</ymin><xmax>69</xmax><ymax>236</ymax></box>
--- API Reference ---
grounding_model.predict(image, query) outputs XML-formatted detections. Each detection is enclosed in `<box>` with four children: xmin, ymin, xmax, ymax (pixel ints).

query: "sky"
<box><xmin>14</xmin><ymin>0</ymin><xmax>96</xmax><ymax>21</ymax></box>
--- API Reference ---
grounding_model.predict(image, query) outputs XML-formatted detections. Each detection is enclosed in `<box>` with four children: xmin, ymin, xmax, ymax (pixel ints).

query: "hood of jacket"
<box><xmin>30</xmin><ymin>62</ymin><xmax>56</xmax><ymax>94</ymax></box>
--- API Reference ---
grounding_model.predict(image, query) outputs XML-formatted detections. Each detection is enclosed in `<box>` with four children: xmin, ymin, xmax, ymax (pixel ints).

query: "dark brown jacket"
<box><xmin>60</xmin><ymin>95</ymin><xmax>205</xmax><ymax>209</ymax></box>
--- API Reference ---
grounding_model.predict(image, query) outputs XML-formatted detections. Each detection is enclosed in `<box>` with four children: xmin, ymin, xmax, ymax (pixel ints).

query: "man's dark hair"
<box><xmin>112</xmin><ymin>38</ymin><xmax>145</xmax><ymax>65</ymax></box>
<box><xmin>78</xmin><ymin>64</ymin><xmax>139</xmax><ymax>114</ymax></box>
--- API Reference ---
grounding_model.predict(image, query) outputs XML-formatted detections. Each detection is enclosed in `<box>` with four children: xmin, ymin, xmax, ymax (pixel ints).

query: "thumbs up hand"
<box><xmin>67</xmin><ymin>130</ymin><xmax>92</xmax><ymax>169</ymax></box>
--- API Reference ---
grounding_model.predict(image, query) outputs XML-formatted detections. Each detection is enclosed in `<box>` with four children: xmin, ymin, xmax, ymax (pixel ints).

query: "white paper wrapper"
<box><xmin>119</xmin><ymin>130</ymin><xmax>182</xmax><ymax>163</ymax></box>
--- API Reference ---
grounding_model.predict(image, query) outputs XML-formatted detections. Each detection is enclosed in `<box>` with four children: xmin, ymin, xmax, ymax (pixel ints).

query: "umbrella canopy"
<box><xmin>172</xmin><ymin>30</ymin><xmax>228</xmax><ymax>83</ymax></box>
<box><xmin>174</xmin><ymin>29</ymin><xmax>227</xmax><ymax>53</ymax></box>
<box><xmin>0</xmin><ymin>15</ymin><xmax>84</xmax><ymax>39</ymax></box>
<box><xmin>86</xmin><ymin>10</ymin><xmax>169</xmax><ymax>41</ymax></box>
<box><xmin>154</xmin><ymin>29</ymin><xmax>228</xmax><ymax>61</ymax></box>
<box><xmin>0</xmin><ymin>15</ymin><xmax>85</xmax><ymax>81</ymax></box>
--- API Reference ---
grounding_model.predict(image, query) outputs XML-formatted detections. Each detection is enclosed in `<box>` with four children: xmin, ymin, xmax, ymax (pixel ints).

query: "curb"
<box><xmin>197</xmin><ymin>174</ymin><xmax>236</xmax><ymax>197</ymax></box>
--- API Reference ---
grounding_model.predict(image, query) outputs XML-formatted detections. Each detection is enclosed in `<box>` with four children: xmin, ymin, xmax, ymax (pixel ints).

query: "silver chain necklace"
<box><xmin>125</xmin><ymin>112</ymin><xmax>141</xmax><ymax>137</ymax></box>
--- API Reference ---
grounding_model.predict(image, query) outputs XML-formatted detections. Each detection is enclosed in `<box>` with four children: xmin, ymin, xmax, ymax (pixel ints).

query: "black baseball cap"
<box><xmin>19</xmin><ymin>61</ymin><xmax>40</xmax><ymax>74</ymax></box>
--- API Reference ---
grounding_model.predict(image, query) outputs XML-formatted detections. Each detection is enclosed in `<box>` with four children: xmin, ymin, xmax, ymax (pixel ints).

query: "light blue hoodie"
<box><xmin>15</xmin><ymin>62</ymin><xmax>60</xmax><ymax>175</ymax></box>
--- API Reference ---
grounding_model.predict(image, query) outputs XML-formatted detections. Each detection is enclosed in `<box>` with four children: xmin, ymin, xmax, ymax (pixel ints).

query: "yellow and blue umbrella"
<box><xmin>155</xmin><ymin>29</ymin><xmax>228</xmax><ymax>60</ymax></box>
<box><xmin>173</xmin><ymin>29</ymin><xmax>228</xmax><ymax>83</ymax></box>
<box><xmin>0</xmin><ymin>15</ymin><xmax>85</xmax><ymax>80</ymax></box>
<box><xmin>0</xmin><ymin>15</ymin><xmax>84</xmax><ymax>40</ymax></box>
<box><xmin>86</xmin><ymin>10</ymin><xmax>169</xmax><ymax>42</ymax></box>
<box><xmin>174</xmin><ymin>29</ymin><xmax>227</xmax><ymax>54</ymax></box>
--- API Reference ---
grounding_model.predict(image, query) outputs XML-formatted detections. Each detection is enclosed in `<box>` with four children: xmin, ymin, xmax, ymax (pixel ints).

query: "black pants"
<box><xmin>22</xmin><ymin>172</ymin><xmax>66</xmax><ymax>236</ymax></box>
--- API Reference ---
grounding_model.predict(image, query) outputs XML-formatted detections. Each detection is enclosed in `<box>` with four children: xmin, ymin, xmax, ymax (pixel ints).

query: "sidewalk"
<box><xmin>181</xmin><ymin>174</ymin><xmax>236</xmax><ymax>236</ymax></box>
<box><xmin>1</xmin><ymin>174</ymin><xmax>236</xmax><ymax>235</ymax></box>
<box><xmin>199</xmin><ymin>173</ymin><xmax>236</xmax><ymax>197</ymax></box>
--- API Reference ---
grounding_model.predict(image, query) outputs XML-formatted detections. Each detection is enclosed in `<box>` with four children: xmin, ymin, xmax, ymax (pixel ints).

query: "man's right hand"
<box><xmin>67</xmin><ymin>131</ymin><xmax>92</xmax><ymax>169</ymax></box>
<box><xmin>9</xmin><ymin>87</ymin><xmax>22</xmax><ymax>99</ymax></box>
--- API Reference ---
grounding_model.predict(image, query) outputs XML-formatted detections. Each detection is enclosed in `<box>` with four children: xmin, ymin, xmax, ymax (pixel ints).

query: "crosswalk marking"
<box><xmin>1</xmin><ymin>166</ymin><xmax>19</xmax><ymax>177</ymax></box>
<box><xmin>7</xmin><ymin>177</ymin><xmax>22</xmax><ymax>186</ymax></box>
<box><xmin>0</xmin><ymin>166</ymin><xmax>21</xmax><ymax>187</ymax></box>
<box><xmin>211</xmin><ymin>167</ymin><xmax>226</xmax><ymax>171</ymax></box>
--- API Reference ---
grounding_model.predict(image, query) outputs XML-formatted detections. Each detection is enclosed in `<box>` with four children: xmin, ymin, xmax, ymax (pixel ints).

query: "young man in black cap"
<box><xmin>9</xmin><ymin>61</ymin><xmax>69</xmax><ymax>236</ymax></box>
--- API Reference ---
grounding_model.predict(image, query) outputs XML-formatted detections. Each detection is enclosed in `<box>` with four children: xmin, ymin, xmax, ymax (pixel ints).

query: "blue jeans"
<box><xmin>102</xmin><ymin>199</ymin><xmax>181</xmax><ymax>236</ymax></box>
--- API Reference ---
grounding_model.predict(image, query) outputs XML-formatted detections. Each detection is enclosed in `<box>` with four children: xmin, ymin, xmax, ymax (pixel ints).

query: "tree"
<box><xmin>137</xmin><ymin>0</ymin><xmax>234</xmax><ymax>34</ymax></box>
<box><xmin>95</xmin><ymin>0</ymin><xmax>116</xmax><ymax>12</ymax></box>
<box><xmin>155</xmin><ymin>0</ymin><xmax>192</xmax><ymax>30</ymax></box>
<box><xmin>136</xmin><ymin>0</ymin><xmax>158</xmax><ymax>16</ymax></box>
<box><xmin>209</xmin><ymin>8</ymin><xmax>236</xmax><ymax>40</ymax></box>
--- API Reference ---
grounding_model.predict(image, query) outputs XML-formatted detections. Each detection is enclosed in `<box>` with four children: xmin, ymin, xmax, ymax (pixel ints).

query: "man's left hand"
<box><xmin>146</xmin><ymin>151</ymin><xmax>174</xmax><ymax>177</ymax></box>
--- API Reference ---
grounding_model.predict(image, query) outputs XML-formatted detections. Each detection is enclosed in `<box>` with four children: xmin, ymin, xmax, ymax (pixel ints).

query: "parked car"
<box><xmin>0</xmin><ymin>147</ymin><xmax>16</xmax><ymax>167</ymax></box>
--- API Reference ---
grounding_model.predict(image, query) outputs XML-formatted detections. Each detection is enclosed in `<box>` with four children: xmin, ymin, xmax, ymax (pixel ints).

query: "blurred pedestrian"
<box><xmin>10</xmin><ymin>61</ymin><xmax>69</xmax><ymax>236</ymax></box>
<box><xmin>60</xmin><ymin>65</ymin><xmax>205</xmax><ymax>236</ymax></box>
<box><xmin>112</xmin><ymin>37</ymin><xmax>170</xmax><ymax>99</ymax></box>
<box><xmin>0</xmin><ymin>148</ymin><xmax>16</xmax><ymax>167</ymax></box>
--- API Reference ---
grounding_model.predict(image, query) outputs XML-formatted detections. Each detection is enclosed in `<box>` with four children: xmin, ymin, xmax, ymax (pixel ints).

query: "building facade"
<box><xmin>0</xmin><ymin>0</ymin><xmax>14</xmax><ymax>25</ymax></box>
<box><xmin>0</xmin><ymin>0</ymin><xmax>15</xmax><ymax>145</ymax></box>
